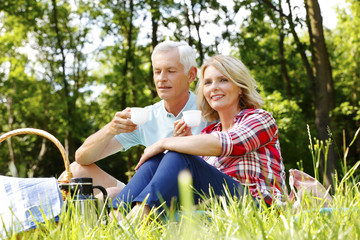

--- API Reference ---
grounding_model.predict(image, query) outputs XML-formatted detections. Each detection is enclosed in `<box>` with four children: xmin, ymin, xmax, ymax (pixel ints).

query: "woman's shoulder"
<box><xmin>201</xmin><ymin>122</ymin><xmax>220</xmax><ymax>134</ymax></box>
<box><xmin>236</xmin><ymin>109</ymin><xmax>278</xmax><ymax>132</ymax></box>
<box><xmin>238</xmin><ymin>108</ymin><xmax>273</xmax><ymax>118</ymax></box>
<box><xmin>236</xmin><ymin>109</ymin><xmax>276</xmax><ymax>126</ymax></box>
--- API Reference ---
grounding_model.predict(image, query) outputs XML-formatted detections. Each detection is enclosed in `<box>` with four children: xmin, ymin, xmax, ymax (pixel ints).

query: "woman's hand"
<box><xmin>135</xmin><ymin>139</ymin><xmax>166</xmax><ymax>170</ymax></box>
<box><xmin>173</xmin><ymin>119</ymin><xmax>192</xmax><ymax>137</ymax></box>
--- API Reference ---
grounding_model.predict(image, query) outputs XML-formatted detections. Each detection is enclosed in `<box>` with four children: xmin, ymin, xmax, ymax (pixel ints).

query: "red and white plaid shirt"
<box><xmin>201</xmin><ymin>108</ymin><xmax>286</xmax><ymax>205</ymax></box>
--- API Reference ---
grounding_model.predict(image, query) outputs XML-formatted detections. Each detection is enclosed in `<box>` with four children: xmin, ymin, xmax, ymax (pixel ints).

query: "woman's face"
<box><xmin>203</xmin><ymin>65</ymin><xmax>242</xmax><ymax>115</ymax></box>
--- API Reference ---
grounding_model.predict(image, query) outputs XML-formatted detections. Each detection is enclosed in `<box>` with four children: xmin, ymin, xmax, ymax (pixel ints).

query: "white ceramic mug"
<box><xmin>182</xmin><ymin>110</ymin><xmax>202</xmax><ymax>127</ymax></box>
<box><xmin>131</xmin><ymin>107</ymin><xmax>149</xmax><ymax>125</ymax></box>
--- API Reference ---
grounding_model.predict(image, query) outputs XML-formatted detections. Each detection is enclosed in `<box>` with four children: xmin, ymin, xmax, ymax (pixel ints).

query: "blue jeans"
<box><xmin>111</xmin><ymin>151</ymin><xmax>245</xmax><ymax>212</ymax></box>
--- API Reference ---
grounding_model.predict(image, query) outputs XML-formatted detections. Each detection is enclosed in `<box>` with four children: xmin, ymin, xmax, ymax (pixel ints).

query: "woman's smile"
<box><xmin>211</xmin><ymin>94</ymin><xmax>224</xmax><ymax>100</ymax></box>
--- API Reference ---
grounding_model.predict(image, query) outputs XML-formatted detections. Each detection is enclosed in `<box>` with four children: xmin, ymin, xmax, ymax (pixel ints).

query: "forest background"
<box><xmin>0</xmin><ymin>0</ymin><xmax>359</xmax><ymax>188</ymax></box>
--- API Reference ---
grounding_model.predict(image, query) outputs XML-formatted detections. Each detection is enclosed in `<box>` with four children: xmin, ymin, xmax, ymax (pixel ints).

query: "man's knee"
<box><xmin>58</xmin><ymin>161</ymin><xmax>90</xmax><ymax>181</ymax></box>
<box><xmin>69</xmin><ymin>161</ymin><xmax>95</xmax><ymax>177</ymax></box>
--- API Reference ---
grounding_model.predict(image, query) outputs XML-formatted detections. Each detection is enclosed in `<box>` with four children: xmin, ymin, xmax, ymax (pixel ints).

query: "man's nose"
<box><xmin>157</xmin><ymin>71</ymin><xmax>167</xmax><ymax>82</ymax></box>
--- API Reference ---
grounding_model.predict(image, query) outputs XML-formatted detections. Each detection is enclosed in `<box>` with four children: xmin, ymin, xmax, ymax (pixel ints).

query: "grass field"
<box><xmin>5</xmin><ymin>128</ymin><xmax>360</xmax><ymax>239</ymax></box>
<box><xmin>9</xmin><ymin>183</ymin><xmax>359</xmax><ymax>240</ymax></box>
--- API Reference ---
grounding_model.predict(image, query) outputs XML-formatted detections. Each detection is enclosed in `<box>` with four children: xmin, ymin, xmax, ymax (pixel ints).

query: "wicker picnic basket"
<box><xmin>0</xmin><ymin>128</ymin><xmax>73</xmax><ymax>183</ymax></box>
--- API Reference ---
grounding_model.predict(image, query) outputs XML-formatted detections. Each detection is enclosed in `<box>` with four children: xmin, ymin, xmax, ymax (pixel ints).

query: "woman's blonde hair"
<box><xmin>196</xmin><ymin>55</ymin><xmax>264</xmax><ymax>121</ymax></box>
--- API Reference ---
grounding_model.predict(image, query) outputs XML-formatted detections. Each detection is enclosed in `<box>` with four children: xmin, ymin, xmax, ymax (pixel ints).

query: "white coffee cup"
<box><xmin>131</xmin><ymin>107</ymin><xmax>149</xmax><ymax>125</ymax></box>
<box><xmin>182</xmin><ymin>110</ymin><xmax>202</xmax><ymax>127</ymax></box>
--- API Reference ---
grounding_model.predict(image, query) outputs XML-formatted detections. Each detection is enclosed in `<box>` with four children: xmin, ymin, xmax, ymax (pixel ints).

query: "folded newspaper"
<box><xmin>0</xmin><ymin>176</ymin><xmax>63</xmax><ymax>238</ymax></box>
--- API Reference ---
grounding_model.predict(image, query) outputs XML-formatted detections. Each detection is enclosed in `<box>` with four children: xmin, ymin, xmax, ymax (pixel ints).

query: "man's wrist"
<box><xmin>105</xmin><ymin>122</ymin><xmax>118</xmax><ymax>136</ymax></box>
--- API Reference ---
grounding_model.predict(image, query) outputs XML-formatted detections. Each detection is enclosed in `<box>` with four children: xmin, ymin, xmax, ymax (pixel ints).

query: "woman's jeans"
<box><xmin>111</xmin><ymin>151</ymin><xmax>245</xmax><ymax>213</ymax></box>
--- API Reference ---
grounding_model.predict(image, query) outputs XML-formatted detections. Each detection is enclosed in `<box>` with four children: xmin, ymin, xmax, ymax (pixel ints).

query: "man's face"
<box><xmin>152</xmin><ymin>48</ymin><xmax>191</xmax><ymax>102</ymax></box>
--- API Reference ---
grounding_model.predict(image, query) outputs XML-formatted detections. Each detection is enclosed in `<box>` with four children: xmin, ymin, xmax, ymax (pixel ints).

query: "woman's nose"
<box><xmin>210</xmin><ymin>81</ymin><xmax>219</xmax><ymax>90</ymax></box>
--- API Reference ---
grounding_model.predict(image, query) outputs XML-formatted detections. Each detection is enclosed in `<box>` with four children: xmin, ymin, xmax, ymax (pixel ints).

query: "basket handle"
<box><xmin>0</xmin><ymin>128</ymin><xmax>73</xmax><ymax>182</ymax></box>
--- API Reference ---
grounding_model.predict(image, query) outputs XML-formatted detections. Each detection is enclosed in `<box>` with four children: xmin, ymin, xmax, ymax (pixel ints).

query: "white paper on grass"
<box><xmin>0</xmin><ymin>176</ymin><xmax>63</xmax><ymax>238</ymax></box>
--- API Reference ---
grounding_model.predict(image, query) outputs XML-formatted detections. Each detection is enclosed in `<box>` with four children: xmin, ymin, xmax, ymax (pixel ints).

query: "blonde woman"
<box><xmin>112</xmin><ymin>55</ymin><xmax>286</xmax><ymax>219</ymax></box>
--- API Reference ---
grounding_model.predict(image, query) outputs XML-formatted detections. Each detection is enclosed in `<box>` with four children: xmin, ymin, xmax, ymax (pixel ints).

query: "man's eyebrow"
<box><xmin>153</xmin><ymin>66</ymin><xmax>178</xmax><ymax>70</ymax></box>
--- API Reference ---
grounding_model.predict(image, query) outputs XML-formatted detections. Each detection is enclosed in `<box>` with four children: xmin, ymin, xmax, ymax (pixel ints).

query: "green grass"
<box><xmin>7</xmin><ymin>128</ymin><xmax>360</xmax><ymax>239</ymax></box>
<box><xmin>9</xmin><ymin>187</ymin><xmax>360</xmax><ymax>240</ymax></box>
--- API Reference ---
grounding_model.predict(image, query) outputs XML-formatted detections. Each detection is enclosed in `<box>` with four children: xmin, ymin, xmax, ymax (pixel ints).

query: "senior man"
<box><xmin>59</xmin><ymin>41</ymin><xmax>209</xmax><ymax>198</ymax></box>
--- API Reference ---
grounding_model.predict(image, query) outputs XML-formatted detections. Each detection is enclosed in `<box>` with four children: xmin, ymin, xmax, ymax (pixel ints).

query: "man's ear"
<box><xmin>188</xmin><ymin>66</ymin><xmax>198</xmax><ymax>84</ymax></box>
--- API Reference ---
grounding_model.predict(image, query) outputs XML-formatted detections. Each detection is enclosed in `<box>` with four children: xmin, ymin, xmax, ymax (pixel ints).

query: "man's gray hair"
<box><xmin>151</xmin><ymin>41</ymin><xmax>197</xmax><ymax>74</ymax></box>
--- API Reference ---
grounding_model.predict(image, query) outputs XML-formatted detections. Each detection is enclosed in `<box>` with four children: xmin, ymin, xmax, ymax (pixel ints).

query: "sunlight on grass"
<box><xmin>9</xmin><ymin>128</ymin><xmax>360</xmax><ymax>240</ymax></box>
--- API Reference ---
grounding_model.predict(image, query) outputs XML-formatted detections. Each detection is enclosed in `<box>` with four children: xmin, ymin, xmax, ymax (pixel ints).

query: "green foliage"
<box><xmin>0</xmin><ymin>0</ymin><xmax>359</xmax><ymax>180</ymax></box>
<box><xmin>333</xmin><ymin>102</ymin><xmax>360</xmax><ymax>121</ymax></box>
<box><xmin>263</xmin><ymin>91</ymin><xmax>311</xmax><ymax>172</ymax></box>
<box><xmin>327</xmin><ymin>0</ymin><xmax>360</xmax><ymax>166</ymax></box>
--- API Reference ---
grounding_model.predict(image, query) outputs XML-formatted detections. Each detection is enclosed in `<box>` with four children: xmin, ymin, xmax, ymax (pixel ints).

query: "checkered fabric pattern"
<box><xmin>201</xmin><ymin>108</ymin><xmax>286</xmax><ymax>205</ymax></box>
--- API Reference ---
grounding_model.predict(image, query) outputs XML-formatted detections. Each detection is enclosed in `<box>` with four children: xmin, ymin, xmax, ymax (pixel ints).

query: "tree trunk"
<box><xmin>278</xmin><ymin>0</ymin><xmax>292</xmax><ymax>98</ymax></box>
<box><xmin>305</xmin><ymin>0</ymin><xmax>336</xmax><ymax>188</ymax></box>
<box><xmin>285</xmin><ymin>0</ymin><xmax>316</xmax><ymax>99</ymax></box>
<box><xmin>6</xmin><ymin>95</ymin><xmax>18</xmax><ymax>177</ymax></box>
<box><xmin>120</xmin><ymin>0</ymin><xmax>134</xmax><ymax>110</ymax></box>
<box><xmin>28</xmin><ymin>138</ymin><xmax>47</xmax><ymax>178</ymax></box>
<box><xmin>260</xmin><ymin>0</ymin><xmax>336</xmax><ymax>186</ymax></box>
<box><xmin>122</xmin><ymin>0</ymin><xmax>135</xmax><ymax>174</ymax></box>
<box><xmin>183</xmin><ymin>4</ymin><xmax>193</xmax><ymax>46</ymax></box>
<box><xmin>352</xmin><ymin>63</ymin><xmax>360</xmax><ymax>162</ymax></box>
<box><xmin>148</xmin><ymin>0</ymin><xmax>159</xmax><ymax>99</ymax></box>
<box><xmin>262</xmin><ymin>0</ymin><xmax>316</xmax><ymax>98</ymax></box>
<box><xmin>51</xmin><ymin>0</ymin><xmax>74</xmax><ymax>159</ymax></box>
<box><xmin>191</xmin><ymin>1</ymin><xmax>204</xmax><ymax>66</ymax></box>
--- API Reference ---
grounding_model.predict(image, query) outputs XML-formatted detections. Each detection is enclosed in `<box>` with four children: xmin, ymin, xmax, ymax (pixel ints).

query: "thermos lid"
<box><xmin>70</xmin><ymin>177</ymin><xmax>93</xmax><ymax>184</ymax></box>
